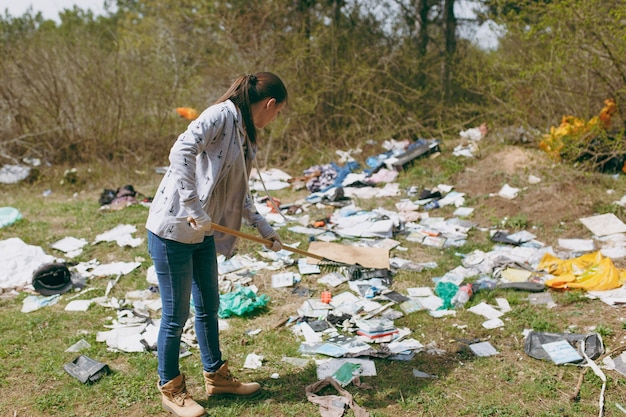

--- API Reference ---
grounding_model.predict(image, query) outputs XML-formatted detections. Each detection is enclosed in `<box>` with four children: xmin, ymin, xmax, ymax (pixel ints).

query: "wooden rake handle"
<box><xmin>210</xmin><ymin>223</ymin><xmax>326</xmax><ymax>261</ymax></box>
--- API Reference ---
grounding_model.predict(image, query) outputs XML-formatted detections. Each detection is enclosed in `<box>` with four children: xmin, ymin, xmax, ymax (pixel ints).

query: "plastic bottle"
<box><xmin>452</xmin><ymin>284</ymin><xmax>473</xmax><ymax>308</ymax></box>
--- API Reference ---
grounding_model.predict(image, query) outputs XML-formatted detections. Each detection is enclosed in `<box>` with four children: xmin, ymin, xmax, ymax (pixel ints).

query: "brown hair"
<box><xmin>216</xmin><ymin>72</ymin><xmax>288</xmax><ymax>144</ymax></box>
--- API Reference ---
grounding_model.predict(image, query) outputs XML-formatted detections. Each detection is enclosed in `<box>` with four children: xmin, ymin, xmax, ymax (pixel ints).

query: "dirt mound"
<box><xmin>452</xmin><ymin>145</ymin><xmax>595</xmax><ymax>242</ymax></box>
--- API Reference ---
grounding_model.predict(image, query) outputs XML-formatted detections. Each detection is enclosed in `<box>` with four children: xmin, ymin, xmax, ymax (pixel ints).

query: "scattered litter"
<box><xmin>541</xmin><ymin>340</ymin><xmax>583</xmax><ymax>364</ymax></box>
<box><xmin>528</xmin><ymin>174</ymin><xmax>542</xmax><ymax>184</ymax></box>
<box><xmin>11</xmin><ymin>136</ymin><xmax>626</xmax><ymax>414</ymax></box>
<box><xmin>469</xmin><ymin>341</ymin><xmax>499</xmax><ymax>357</ymax></box>
<box><xmin>318</xmin><ymin>271</ymin><xmax>348</xmax><ymax>287</ymax></box>
<box><xmin>406</xmin><ymin>287</ymin><xmax>434</xmax><ymax>297</ymax></box>
<box><xmin>580</xmin><ymin>337</ymin><xmax>607</xmax><ymax>415</ymax></box>
<box><xmin>331</xmin><ymin>361</ymin><xmax>362</xmax><ymax>386</ymax></box>
<box><xmin>413</xmin><ymin>369</ymin><xmax>438</xmax><ymax>378</ymax></box>
<box><xmin>80</xmin><ymin>261</ymin><xmax>141</xmax><ymax>279</ymax></box>
<box><xmin>587</xmin><ymin>286</ymin><xmax>626</xmax><ymax>306</ymax></box>
<box><xmin>306</xmin><ymin>241</ymin><xmax>389</xmax><ymax>269</ymax></box>
<box><xmin>272</xmin><ymin>271</ymin><xmax>300</xmax><ymax>288</ymax></box>
<box><xmin>388</xmin><ymin>338</ymin><xmax>423</xmax><ymax>354</ymax></box>
<box><xmin>453</xmin><ymin>207</ymin><xmax>474</xmax><ymax>217</ymax></box>
<box><xmin>305</xmin><ymin>377</ymin><xmax>370</xmax><ymax>417</ymax></box>
<box><xmin>65</xmin><ymin>339</ymin><xmax>91</xmax><ymax>353</ymax></box>
<box><xmin>496</xmin><ymin>183</ymin><xmax>521</xmax><ymax>199</ymax></box>
<box><xmin>523</xmin><ymin>331</ymin><xmax>603</xmax><ymax>364</ymax></box>
<box><xmin>21</xmin><ymin>294</ymin><xmax>61</xmax><ymax>313</ymax></box>
<box><xmin>0</xmin><ymin>164</ymin><xmax>30</xmax><ymax>184</ymax></box>
<box><xmin>0</xmin><ymin>237</ymin><xmax>57</xmax><ymax>290</ymax></box>
<box><xmin>580</xmin><ymin>213</ymin><xmax>626</xmax><ymax>237</ymax></box>
<box><xmin>539</xmin><ymin>251</ymin><xmax>624</xmax><ymax>291</ymax></box>
<box><xmin>528</xmin><ymin>292</ymin><xmax>556</xmax><ymax>308</ymax></box>
<box><xmin>98</xmin><ymin>185</ymin><xmax>144</xmax><ymax>211</ymax></box>
<box><xmin>96</xmin><ymin>318</ymin><xmax>159</xmax><ymax>353</ymax></box>
<box><xmin>243</xmin><ymin>353</ymin><xmax>264</xmax><ymax>369</ymax></box>
<box><xmin>94</xmin><ymin>224</ymin><xmax>143</xmax><ymax>248</ymax></box>
<box><xmin>65</xmin><ymin>299</ymin><xmax>94</xmax><ymax>312</ymax></box>
<box><xmin>495</xmin><ymin>298</ymin><xmax>512</xmax><ymax>313</ymax></box>
<box><xmin>460</xmin><ymin>123</ymin><xmax>488</xmax><ymax>141</ymax></box>
<box><xmin>51</xmin><ymin>236</ymin><xmax>88</xmax><ymax>258</ymax></box>
<box><xmin>282</xmin><ymin>357</ymin><xmax>310</xmax><ymax>367</ymax></box>
<box><xmin>482</xmin><ymin>318</ymin><xmax>504</xmax><ymax>329</ymax></box>
<box><xmin>250</xmin><ymin>168</ymin><xmax>292</xmax><ymax>191</ymax></box>
<box><xmin>603</xmin><ymin>352</ymin><xmax>626</xmax><ymax>378</ymax></box>
<box><xmin>316</xmin><ymin>358</ymin><xmax>376</xmax><ymax>380</ymax></box>
<box><xmin>467</xmin><ymin>302</ymin><xmax>504</xmax><ymax>320</ymax></box>
<box><xmin>501</xmin><ymin>268</ymin><xmax>532</xmax><ymax>282</ymax></box>
<box><xmin>64</xmin><ymin>355</ymin><xmax>110</xmax><ymax>384</ymax></box>
<box><xmin>297</xmin><ymin>259</ymin><xmax>320</xmax><ymax>275</ymax></box>
<box><xmin>32</xmin><ymin>262</ymin><xmax>73</xmax><ymax>295</ymax></box>
<box><xmin>597</xmin><ymin>234</ymin><xmax>626</xmax><ymax>259</ymax></box>
<box><xmin>218</xmin><ymin>285</ymin><xmax>269</xmax><ymax>318</ymax></box>
<box><xmin>558</xmin><ymin>238</ymin><xmax>594</xmax><ymax>252</ymax></box>
<box><xmin>0</xmin><ymin>206</ymin><xmax>21</xmax><ymax>228</ymax></box>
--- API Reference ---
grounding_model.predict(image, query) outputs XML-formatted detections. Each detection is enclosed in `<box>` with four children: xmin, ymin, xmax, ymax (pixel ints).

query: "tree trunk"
<box><xmin>442</xmin><ymin>0</ymin><xmax>457</xmax><ymax>102</ymax></box>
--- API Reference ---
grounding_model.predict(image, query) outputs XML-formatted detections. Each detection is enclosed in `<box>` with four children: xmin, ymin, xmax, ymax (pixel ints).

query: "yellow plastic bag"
<box><xmin>538</xmin><ymin>251</ymin><xmax>625</xmax><ymax>291</ymax></box>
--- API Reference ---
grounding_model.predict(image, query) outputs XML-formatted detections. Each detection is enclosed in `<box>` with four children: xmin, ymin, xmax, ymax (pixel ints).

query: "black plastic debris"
<box><xmin>347</xmin><ymin>266</ymin><xmax>393</xmax><ymax>286</ymax></box>
<box><xmin>64</xmin><ymin>355</ymin><xmax>110</xmax><ymax>384</ymax></box>
<box><xmin>523</xmin><ymin>331</ymin><xmax>604</xmax><ymax>363</ymax></box>
<box><xmin>32</xmin><ymin>263</ymin><xmax>73</xmax><ymax>296</ymax></box>
<box><xmin>491</xmin><ymin>231</ymin><xmax>521</xmax><ymax>246</ymax></box>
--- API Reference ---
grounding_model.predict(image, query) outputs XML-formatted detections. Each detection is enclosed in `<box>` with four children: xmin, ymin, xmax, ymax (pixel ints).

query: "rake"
<box><xmin>210</xmin><ymin>223</ymin><xmax>358</xmax><ymax>273</ymax></box>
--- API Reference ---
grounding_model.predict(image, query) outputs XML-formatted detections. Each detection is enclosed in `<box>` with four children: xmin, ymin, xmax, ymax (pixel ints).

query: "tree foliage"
<box><xmin>0</xmin><ymin>0</ymin><xmax>623</xmax><ymax>169</ymax></box>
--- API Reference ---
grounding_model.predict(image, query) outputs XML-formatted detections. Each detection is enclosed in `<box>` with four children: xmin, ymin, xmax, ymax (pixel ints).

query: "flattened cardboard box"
<box><xmin>306</xmin><ymin>241</ymin><xmax>389</xmax><ymax>269</ymax></box>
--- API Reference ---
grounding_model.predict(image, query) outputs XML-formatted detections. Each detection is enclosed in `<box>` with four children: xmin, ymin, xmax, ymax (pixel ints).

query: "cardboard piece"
<box><xmin>306</xmin><ymin>241</ymin><xmax>389</xmax><ymax>269</ymax></box>
<box><xmin>580</xmin><ymin>213</ymin><xmax>626</xmax><ymax>237</ymax></box>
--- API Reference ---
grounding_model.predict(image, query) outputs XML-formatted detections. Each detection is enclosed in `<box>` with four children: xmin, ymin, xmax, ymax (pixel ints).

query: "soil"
<box><xmin>451</xmin><ymin>142</ymin><xmax>600</xmax><ymax>245</ymax></box>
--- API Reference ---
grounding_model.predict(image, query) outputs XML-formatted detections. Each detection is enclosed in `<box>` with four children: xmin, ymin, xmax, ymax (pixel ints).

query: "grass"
<box><xmin>2</xmin><ymin>144</ymin><xmax>626</xmax><ymax>416</ymax></box>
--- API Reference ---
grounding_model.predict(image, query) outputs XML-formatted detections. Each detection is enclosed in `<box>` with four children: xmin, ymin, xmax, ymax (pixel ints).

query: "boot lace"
<box><xmin>220</xmin><ymin>370</ymin><xmax>239</xmax><ymax>383</ymax></box>
<box><xmin>172</xmin><ymin>387</ymin><xmax>193</xmax><ymax>406</ymax></box>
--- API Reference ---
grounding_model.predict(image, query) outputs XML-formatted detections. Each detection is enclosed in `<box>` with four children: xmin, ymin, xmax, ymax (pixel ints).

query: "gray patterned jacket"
<box><xmin>146</xmin><ymin>99</ymin><xmax>274</xmax><ymax>256</ymax></box>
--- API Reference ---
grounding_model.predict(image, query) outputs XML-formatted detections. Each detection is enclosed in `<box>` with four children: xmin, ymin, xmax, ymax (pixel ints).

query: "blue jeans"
<box><xmin>147</xmin><ymin>231</ymin><xmax>223</xmax><ymax>383</ymax></box>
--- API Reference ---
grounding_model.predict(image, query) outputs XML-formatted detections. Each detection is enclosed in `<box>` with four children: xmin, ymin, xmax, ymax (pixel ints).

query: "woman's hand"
<box><xmin>264</xmin><ymin>230</ymin><xmax>282</xmax><ymax>252</ymax></box>
<box><xmin>187</xmin><ymin>214</ymin><xmax>212</xmax><ymax>232</ymax></box>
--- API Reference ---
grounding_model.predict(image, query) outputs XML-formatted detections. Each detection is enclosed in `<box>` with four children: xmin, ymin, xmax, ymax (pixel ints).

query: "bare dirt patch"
<box><xmin>452</xmin><ymin>144</ymin><xmax>599</xmax><ymax>244</ymax></box>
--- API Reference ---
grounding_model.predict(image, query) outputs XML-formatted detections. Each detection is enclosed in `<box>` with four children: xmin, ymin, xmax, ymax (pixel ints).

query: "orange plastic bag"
<box><xmin>538</xmin><ymin>251</ymin><xmax>625</xmax><ymax>291</ymax></box>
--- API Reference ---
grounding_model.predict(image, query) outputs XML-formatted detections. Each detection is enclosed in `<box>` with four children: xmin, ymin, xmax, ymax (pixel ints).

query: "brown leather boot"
<box><xmin>203</xmin><ymin>361</ymin><xmax>261</xmax><ymax>398</ymax></box>
<box><xmin>158</xmin><ymin>374</ymin><xmax>206</xmax><ymax>417</ymax></box>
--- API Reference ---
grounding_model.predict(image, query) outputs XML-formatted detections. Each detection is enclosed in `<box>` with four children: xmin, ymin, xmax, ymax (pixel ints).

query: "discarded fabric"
<box><xmin>305</xmin><ymin>377</ymin><xmax>370</xmax><ymax>417</ymax></box>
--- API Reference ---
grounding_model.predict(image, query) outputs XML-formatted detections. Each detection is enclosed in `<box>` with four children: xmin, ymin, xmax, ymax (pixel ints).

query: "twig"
<box><xmin>570</xmin><ymin>368</ymin><xmax>587</xmax><ymax>401</ymax></box>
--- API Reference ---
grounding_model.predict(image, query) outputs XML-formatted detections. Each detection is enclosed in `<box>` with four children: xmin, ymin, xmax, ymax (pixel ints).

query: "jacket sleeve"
<box><xmin>242</xmin><ymin>192</ymin><xmax>275</xmax><ymax>238</ymax></box>
<box><xmin>168</xmin><ymin>106</ymin><xmax>230</xmax><ymax>220</ymax></box>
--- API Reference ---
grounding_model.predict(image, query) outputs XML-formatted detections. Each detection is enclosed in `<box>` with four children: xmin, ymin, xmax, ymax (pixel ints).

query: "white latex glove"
<box><xmin>187</xmin><ymin>213</ymin><xmax>212</xmax><ymax>232</ymax></box>
<box><xmin>264</xmin><ymin>230</ymin><xmax>282</xmax><ymax>252</ymax></box>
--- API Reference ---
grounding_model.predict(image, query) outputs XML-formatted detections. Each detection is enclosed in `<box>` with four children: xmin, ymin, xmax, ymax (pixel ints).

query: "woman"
<box><xmin>146</xmin><ymin>72</ymin><xmax>287</xmax><ymax>417</ymax></box>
